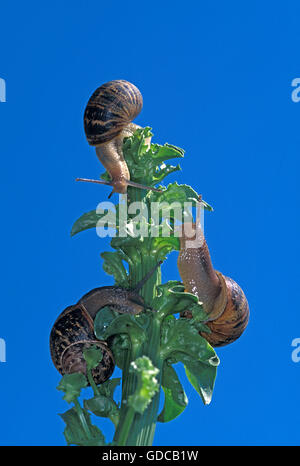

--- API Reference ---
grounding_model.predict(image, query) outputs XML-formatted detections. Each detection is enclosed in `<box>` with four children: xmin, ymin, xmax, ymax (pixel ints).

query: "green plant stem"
<box><xmin>127</xmin><ymin>316</ymin><xmax>163</xmax><ymax>446</ymax></box>
<box><xmin>113</xmin><ymin>187</ymin><xmax>163</xmax><ymax>446</ymax></box>
<box><xmin>87</xmin><ymin>370</ymin><xmax>100</xmax><ymax>396</ymax></box>
<box><xmin>115</xmin><ymin>406</ymin><xmax>136</xmax><ymax>445</ymax></box>
<box><xmin>74</xmin><ymin>399</ymin><xmax>92</xmax><ymax>439</ymax></box>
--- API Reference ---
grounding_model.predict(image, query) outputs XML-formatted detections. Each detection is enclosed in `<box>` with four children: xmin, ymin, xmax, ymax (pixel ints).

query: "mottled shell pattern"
<box><xmin>49</xmin><ymin>304</ymin><xmax>114</xmax><ymax>384</ymax></box>
<box><xmin>50</xmin><ymin>285</ymin><xmax>145</xmax><ymax>384</ymax></box>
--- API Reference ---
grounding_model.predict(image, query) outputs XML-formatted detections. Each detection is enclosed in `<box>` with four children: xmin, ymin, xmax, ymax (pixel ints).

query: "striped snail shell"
<box><xmin>79</xmin><ymin>80</ymin><xmax>159</xmax><ymax>196</ymax></box>
<box><xmin>178</xmin><ymin>223</ymin><xmax>249</xmax><ymax>347</ymax></box>
<box><xmin>84</xmin><ymin>79</ymin><xmax>143</xmax><ymax>146</ymax></box>
<box><xmin>50</xmin><ymin>286</ymin><xmax>145</xmax><ymax>384</ymax></box>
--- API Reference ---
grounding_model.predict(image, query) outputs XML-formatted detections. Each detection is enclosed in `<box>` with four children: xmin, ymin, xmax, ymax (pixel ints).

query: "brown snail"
<box><xmin>178</xmin><ymin>221</ymin><xmax>249</xmax><ymax>347</ymax></box>
<box><xmin>50</xmin><ymin>262</ymin><xmax>161</xmax><ymax>383</ymax></box>
<box><xmin>77</xmin><ymin>79</ymin><xmax>161</xmax><ymax>197</ymax></box>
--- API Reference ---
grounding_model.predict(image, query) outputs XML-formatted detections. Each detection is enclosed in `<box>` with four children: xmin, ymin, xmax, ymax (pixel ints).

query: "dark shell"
<box><xmin>49</xmin><ymin>304</ymin><xmax>115</xmax><ymax>384</ymax></box>
<box><xmin>84</xmin><ymin>80</ymin><xmax>143</xmax><ymax>146</ymax></box>
<box><xmin>61</xmin><ymin>340</ymin><xmax>114</xmax><ymax>384</ymax></box>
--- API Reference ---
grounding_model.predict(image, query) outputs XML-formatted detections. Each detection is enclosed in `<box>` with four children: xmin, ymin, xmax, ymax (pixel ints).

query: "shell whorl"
<box><xmin>49</xmin><ymin>304</ymin><xmax>115</xmax><ymax>384</ymax></box>
<box><xmin>200</xmin><ymin>274</ymin><xmax>249</xmax><ymax>347</ymax></box>
<box><xmin>84</xmin><ymin>80</ymin><xmax>143</xmax><ymax>146</ymax></box>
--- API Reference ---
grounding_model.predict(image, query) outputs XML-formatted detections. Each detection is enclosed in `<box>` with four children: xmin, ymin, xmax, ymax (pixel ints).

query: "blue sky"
<box><xmin>0</xmin><ymin>0</ymin><xmax>299</xmax><ymax>446</ymax></box>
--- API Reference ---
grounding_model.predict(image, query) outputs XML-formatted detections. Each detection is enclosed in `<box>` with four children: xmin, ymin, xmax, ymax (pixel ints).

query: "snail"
<box><xmin>177</xmin><ymin>221</ymin><xmax>249</xmax><ymax>347</ymax></box>
<box><xmin>50</xmin><ymin>261</ymin><xmax>162</xmax><ymax>383</ymax></box>
<box><xmin>77</xmin><ymin>79</ymin><xmax>161</xmax><ymax>197</ymax></box>
<box><xmin>49</xmin><ymin>302</ymin><xmax>115</xmax><ymax>385</ymax></box>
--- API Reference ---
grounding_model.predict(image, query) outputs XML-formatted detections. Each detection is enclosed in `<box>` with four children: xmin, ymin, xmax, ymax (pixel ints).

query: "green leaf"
<box><xmin>151</xmin><ymin>235</ymin><xmax>180</xmax><ymax>261</ymax></box>
<box><xmin>150</xmin><ymin>143</ymin><xmax>185</xmax><ymax>162</ymax></box>
<box><xmin>121</xmin><ymin>128</ymin><xmax>185</xmax><ymax>189</ymax></box>
<box><xmin>100</xmin><ymin>251</ymin><xmax>129</xmax><ymax>287</ymax></box>
<box><xmin>57</xmin><ymin>373</ymin><xmax>87</xmax><ymax>403</ymax></box>
<box><xmin>152</xmin><ymin>281</ymin><xmax>205</xmax><ymax>319</ymax></box>
<box><xmin>84</xmin><ymin>395</ymin><xmax>120</xmax><ymax>428</ymax></box>
<box><xmin>109</xmin><ymin>334</ymin><xmax>131</xmax><ymax>370</ymax></box>
<box><xmin>167</xmin><ymin>352</ymin><xmax>219</xmax><ymax>405</ymax></box>
<box><xmin>159</xmin><ymin>317</ymin><xmax>219</xmax><ymax>405</ymax></box>
<box><xmin>184</xmin><ymin>358</ymin><xmax>217</xmax><ymax>405</ymax></box>
<box><xmin>84</xmin><ymin>377</ymin><xmax>121</xmax><ymax>427</ymax></box>
<box><xmin>128</xmin><ymin>356</ymin><xmax>159</xmax><ymax>414</ymax></box>
<box><xmin>83</xmin><ymin>345</ymin><xmax>103</xmax><ymax>371</ymax></box>
<box><xmin>158</xmin><ymin>363</ymin><xmax>188</xmax><ymax>423</ymax></box>
<box><xmin>93</xmin><ymin>306</ymin><xmax>118</xmax><ymax>340</ymax></box>
<box><xmin>60</xmin><ymin>407</ymin><xmax>106</xmax><ymax>446</ymax></box>
<box><xmin>161</xmin><ymin>316</ymin><xmax>219</xmax><ymax>404</ymax></box>
<box><xmin>160</xmin><ymin>317</ymin><xmax>217</xmax><ymax>362</ymax></box>
<box><xmin>152</xmin><ymin>164</ymin><xmax>181</xmax><ymax>183</ymax></box>
<box><xmin>94</xmin><ymin>313</ymin><xmax>145</xmax><ymax>347</ymax></box>
<box><xmin>148</xmin><ymin>182</ymin><xmax>213</xmax><ymax>213</ymax></box>
<box><xmin>98</xmin><ymin>377</ymin><xmax>121</xmax><ymax>398</ymax></box>
<box><xmin>71</xmin><ymin>210</ymin><xmax>100</xmax><ymax>236</ymax></box>
<box><xmin>71</xmin><ymin>209</ymin><xmax>117</xmax><ymax>237</ymax></box>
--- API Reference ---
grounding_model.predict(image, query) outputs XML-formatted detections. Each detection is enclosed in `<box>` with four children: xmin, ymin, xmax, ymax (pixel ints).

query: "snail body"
<box><xmin>50</xmin><ymin>262</ymin><xmax>161</xmax><ymax>383</ymax></box>
<box><xmin>79</xmin><ymin>80</ymin><xmax>159</xmax><ymax>196</ymax></box>
<box><xmin>178</xmin><ymin>222</ymin><xmax>249</xmax><ymax>347</ymax></box>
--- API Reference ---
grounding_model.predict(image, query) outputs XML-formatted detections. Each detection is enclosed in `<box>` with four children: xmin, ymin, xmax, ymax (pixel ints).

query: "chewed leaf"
<box><xmin>160</xmin><ymin>317</ymin><xmax>218</xmax><ymax>362</ymax></box>
<box><xmin>149</xmin><ymin>182</ymin><xmax>213</xmax><ymax>212</ymax></box>
<box><xmin>153</xmin><ymin>164</ymin><xmax>181</xmax><ymax>183</ymax></box>
<box><xmin>159</xmin><ymin>315</ymin><xmax>219</xmax><ymax>405</ymax></box>
<box><xmin>128</xmin><ymin>356</ymin><xmax>159</xmax><ymax>414</ymax></box>
<box><xmin>158</xmin><ymin>363</ymin><xmax>188</xmax><ymax>423</ymax></box>
<box><xmin>57</xmin><ymin>373</ymin><xmax>87</xmax><ymax>403</ymax></box>
<box><xmin>122</xmin><ymin>128</ymin><xmax>185</xmax><ymax>189</ymax></box>
<box><xmin>151</xmin><ymin>235</ymin><xmax>180</xmax><ymax>262</ymax></box>
<box><xmin>150</xmin><ymin>143</ymin><xmax>185</xmax><ymax>162</ymax></box>
<box><xmin>100</xmin><ymin>251</ymin><xmax>129</xmax><ymax>287</ymax></box>
<box><xmin>60</xmin><ymin>407</ymin><xmax>106</xmax><ymax>446</ymax></box>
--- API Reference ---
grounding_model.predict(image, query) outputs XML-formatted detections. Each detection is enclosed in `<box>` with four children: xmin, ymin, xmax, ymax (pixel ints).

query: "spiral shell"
<box><xmin>50</xmin><ymin>304</ymin><xmax>115</xmax><ymax>384</ymax></box>
<box><xmin>50</xmin><ymin>285</ymin><xmax>146</xmax><ymax>384</ymax></box>
<box><xmin>84</xmin><ymin>80</ymin><xmax>143</xmax><ymax>146</ymax></box>
<box><xmin>199</xmin><ymin>274</ymin><xmax>249</xmax><ymax>347</ymax></box>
